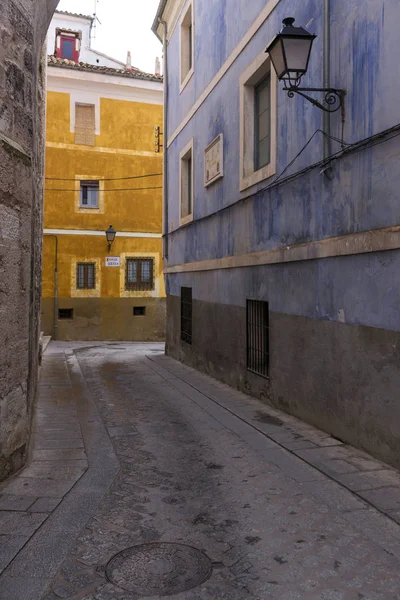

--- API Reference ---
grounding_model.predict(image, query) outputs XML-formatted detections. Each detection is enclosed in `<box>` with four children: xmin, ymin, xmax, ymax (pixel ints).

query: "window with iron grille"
<box><xmin>76</xmin><ymin>262</ymin><xmax>96</xmax><ymax>289</ymax></box>
<box><xmin>80</xmin><ymin>180</ymin><xmax>99</xmax><ymax>208</ymax></box>
<box><xmin>181</xmin><ymin>287</ymin><xmax>192</xmax><ymax>344</ymax></box>
<box><xmin>246</xmin><ymin>300</ymin><xmax>269</xmax><ymax>377</ymax></box>
<box><xmin>125</xmin><ymin>258</ymin><xmax>154</xmax><ymax>291</ymax></box>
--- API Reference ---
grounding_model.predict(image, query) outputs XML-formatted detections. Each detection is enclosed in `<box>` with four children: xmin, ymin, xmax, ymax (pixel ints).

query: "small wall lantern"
<box><xmin>266</xmin><ymin>18</ymin><xmax>345</xmax><ymax>113</ymax></box>
<box><xmin>105</xmin><ymin>225</ymin><xmax>116</xmax><ymax>252</ymax></box>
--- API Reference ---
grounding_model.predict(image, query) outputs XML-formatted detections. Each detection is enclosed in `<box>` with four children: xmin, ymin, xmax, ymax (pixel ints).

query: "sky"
<box><xmin>55</xmin><ymin>0</ymin><xmax>162</xmax><ymax>74</ymax></box>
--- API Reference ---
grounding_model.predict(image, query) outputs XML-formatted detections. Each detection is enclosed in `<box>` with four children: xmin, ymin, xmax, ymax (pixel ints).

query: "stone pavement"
<box><xmin>1</xmin><ymin>342</ymin><xmax>400</xmax><ymax>599</ymax></box>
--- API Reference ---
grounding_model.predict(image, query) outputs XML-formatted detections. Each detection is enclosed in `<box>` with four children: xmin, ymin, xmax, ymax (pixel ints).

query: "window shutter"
<box><xmin>89</xmin><ymin>188</ymin><xmax>98</xmax><ymax>207</ymax></box>
<box><xmin>75</xmin><ymin>104</ymin><xmax>95</xmax><ymax>146</ymax></box>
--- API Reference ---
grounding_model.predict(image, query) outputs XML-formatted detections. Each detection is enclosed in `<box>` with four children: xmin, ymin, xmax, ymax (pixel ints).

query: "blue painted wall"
<box><xmin>165</xmin><ymin>0</ymin><xmax>400</xmax><ymax>331</ymax></box>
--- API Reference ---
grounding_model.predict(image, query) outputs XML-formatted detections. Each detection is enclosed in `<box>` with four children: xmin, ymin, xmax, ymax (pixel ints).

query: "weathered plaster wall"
<box><xmin>42</xmin><ymin>235</ymin><xmax>166</xmax><ymax>340</ymax></box>
<box><xmin>166</xmin><ymin>0</ymin><xmax>399</xmax><ymax>262</ymax></box>
<box><xmin>166</xmin><ymin>288</ymin><xmax>400</xmax><ymax>470</ymax></box>
<box><xmin>0</xmin><ymin>0</ymin><xmax>59</xmax><ymax>481</ymax></box>
<box><xmin>162</xmin><ymin>0</ymin><xmax>400</xmax><ymax>465</ymax></box>
<box><xmin>42</xmin><ymin>80</ymin><xmax>165</xmax><ymax>341</ymax></box>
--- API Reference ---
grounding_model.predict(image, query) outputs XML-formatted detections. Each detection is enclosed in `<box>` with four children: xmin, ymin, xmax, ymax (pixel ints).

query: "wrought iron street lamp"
<box><xmin>266</xmin><ymin>18</ymin><xmax>346</xmax><ymax>113</ymax></box>
<box><xmin>105</xmin><ymin>225</ymin><xmax>116</xmax><ymax>252</ymax></box>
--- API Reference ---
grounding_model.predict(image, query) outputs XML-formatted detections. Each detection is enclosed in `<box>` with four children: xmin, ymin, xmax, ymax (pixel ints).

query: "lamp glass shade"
<box><xmin>281</xmin><ymin>37</ymin><xmax>314</xmax><ymax>76</ymax></box>
<box><xmin>266</xmin><ymin>18</ymin><xmax>316</xmax><ymax>82</ymax></box>
<box><xmin>268</xmin><ymin>38</ymin><xmax>287</xmax><ymax>80</ymax></box>
<box><xmin>106</xmin><ymin>225</ymin><xmax>116</xmax><ymax>244</ymax></box>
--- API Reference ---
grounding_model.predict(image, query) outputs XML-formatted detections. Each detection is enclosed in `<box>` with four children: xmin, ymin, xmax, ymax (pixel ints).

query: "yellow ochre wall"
<box><xmin>42</xmin><ymin>88</ymin><xmax>165</xmax><ymax>341</ymax></box>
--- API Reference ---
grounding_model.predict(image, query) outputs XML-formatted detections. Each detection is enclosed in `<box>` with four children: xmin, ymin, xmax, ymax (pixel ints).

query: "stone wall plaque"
<box><xmin>204</xmin><ymin>134</ymin><xmax>223</xmax><ymax>187</ymax></box>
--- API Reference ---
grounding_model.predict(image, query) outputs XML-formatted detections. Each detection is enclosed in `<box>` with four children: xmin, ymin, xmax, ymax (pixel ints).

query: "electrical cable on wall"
<box><xmin>45</xmin><ymin>173</ymin><xmax>163</xmax><ymax>181</ymax></box>
<box><xmin>167</xmin><ymin>121</ymin><xmax>400</xmax><ymax>235</ymax></box>
<box><xmin>45</xmin><ymin>186</ymin><xmax>163</xmax><ymax>192</ymax></box>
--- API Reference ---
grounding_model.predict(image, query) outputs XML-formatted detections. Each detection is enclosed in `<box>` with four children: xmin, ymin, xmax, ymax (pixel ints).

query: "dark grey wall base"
<box><xmin>166</xmin><ymin>294</ymin><xmax>400</xmax><ymax>470</ymax></box>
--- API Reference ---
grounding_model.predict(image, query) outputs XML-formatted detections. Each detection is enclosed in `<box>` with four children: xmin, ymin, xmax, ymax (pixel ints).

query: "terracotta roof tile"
<box><xmin>47</xmin><ymin>56</ymin><xmax>163</xmax><ymax>82</ymax></box>
<box><xmin>55</xmin><ymin>10</ymin><xmax>94</xmax><ymax>21</ymax></box>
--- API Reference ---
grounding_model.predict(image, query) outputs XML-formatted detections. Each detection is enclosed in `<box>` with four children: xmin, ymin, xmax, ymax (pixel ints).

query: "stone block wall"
<box><xmin>0</xmin><ymin>0</ymin><xmax>58</xmax><ymax>481</ymax></box>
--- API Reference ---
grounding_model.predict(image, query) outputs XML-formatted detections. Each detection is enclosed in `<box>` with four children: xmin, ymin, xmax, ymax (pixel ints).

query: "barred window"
<box><xmin>125</xmin><ymin>258</ymin><xmax>154</xmax><ymax>291</ymax></box>
<box><xmin>246</xmin><ymin>299</ymin><xmax>269</xmax><ymax>377</ymax></box>
<box><xmin>181</xmin><ymin>287</ymin><xmax>192</xmax><ymax>345</ymax></box>
<box><xmin>76</xmin><ymin>262</ymin><xmax>96</xmax><ymax>290</ymax></box>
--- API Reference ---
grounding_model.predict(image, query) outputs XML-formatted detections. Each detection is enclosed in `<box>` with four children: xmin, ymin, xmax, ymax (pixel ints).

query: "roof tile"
<box><xmin>55</xmin><ymin>10</ymin><xmax>94</xmax><ymax>21</ymax></box>
<box><xmin>47</xmin><ymin>55</ymin><xmax>163</xmax><ymax>82</ymax></box>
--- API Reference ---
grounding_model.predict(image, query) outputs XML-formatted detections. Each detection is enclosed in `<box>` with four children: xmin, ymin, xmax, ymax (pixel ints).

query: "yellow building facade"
<box><xmin>42</xmin><ymin>18</ymin><xmax>165</xmax><ymax>341</ymax></box>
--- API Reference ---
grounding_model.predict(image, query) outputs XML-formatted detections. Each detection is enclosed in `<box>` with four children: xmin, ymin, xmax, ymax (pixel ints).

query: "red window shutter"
<box><xmin>58</xmin><ymin>36</ymin><xmax>80</xmax><ymax>62</ymax></box>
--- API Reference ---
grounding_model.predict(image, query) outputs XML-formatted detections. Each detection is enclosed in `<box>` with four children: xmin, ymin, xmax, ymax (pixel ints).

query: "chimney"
<box><xmin>126</xmin><ymin>51</ymin><xmax>132</xmax><ymax>71</ymax></box>
<box><xmin>155</xmin><ymin>57</ymin><xmax>161</xmax><ymax>76</ymax></box>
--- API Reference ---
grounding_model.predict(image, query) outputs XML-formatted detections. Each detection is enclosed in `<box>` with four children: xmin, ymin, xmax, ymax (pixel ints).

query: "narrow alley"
<box><xmin>1</xmin><ymin>343</ymin><xmax>400</xmax><ymax>599</ymax></box>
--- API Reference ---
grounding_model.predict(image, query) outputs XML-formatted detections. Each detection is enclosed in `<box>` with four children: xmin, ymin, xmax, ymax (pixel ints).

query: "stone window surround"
<box><xmin>119</xmin><ymin>252</ymin><xmax>161</xmax><ymax>298</ymax></box>
<box><xmin>180</xmin><ymin>0</ymin><xmax>194</xmax><ymax>93</ymax></box>
<box><xmin>79</xmin><ymin>180</ymin><xmax>99</xmax><ymax>209</ymax></box>
<box><xmin>179</xmin><ymin>138</ymin><xmax>194</xmax><ymax>227</ymax></box>
<box><xmin>74</xmin><ymin>175</ymin><xmax>105</xmax><ymax>214</ymax></box>
<box><xmin>70</xmin><ymin>257</ymin><xmax>101</xmax><ymax>298</ymax></box>
<box><xmin>239</xmin><ymin>51</ymin><xmax>277</xmax><ymax>192</ymax></box>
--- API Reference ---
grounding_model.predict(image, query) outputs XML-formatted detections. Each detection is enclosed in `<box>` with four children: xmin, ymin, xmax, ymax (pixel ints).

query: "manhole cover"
<box><xmin>105</xmin><ymin>542</ymin><xmax>212</xmax><ymax>596</ymax></box>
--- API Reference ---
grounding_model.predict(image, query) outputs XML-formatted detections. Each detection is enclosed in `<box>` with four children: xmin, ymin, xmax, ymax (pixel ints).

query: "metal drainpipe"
<box><xmin>323</xmin><ymin>0</ymin><xmax>332</xmax><ymax>161</ymax></box>
<box><xmin>160</xmin><ymin>19</ymin><xmax>169</xmax><ymax>260</ymax></box>
<box><xmin>44</xmin><ymin>234</ymin><xmax>58</xmax><ymax>340</ymax></box>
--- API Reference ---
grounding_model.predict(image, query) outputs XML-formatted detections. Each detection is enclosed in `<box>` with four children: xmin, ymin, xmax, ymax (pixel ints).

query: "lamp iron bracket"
<box><xmin>284</xmin><ymin>85</ymin><xmax>346</xmax><ymax>114</ymax></box>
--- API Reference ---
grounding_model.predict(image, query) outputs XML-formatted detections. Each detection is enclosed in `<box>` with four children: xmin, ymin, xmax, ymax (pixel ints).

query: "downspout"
<box><xmin>323</xmin><ymin>0</ymin><xmax>332</xmax><ymax>161</ymax></box>
<box><xmin>44</xmin><ymin>234</ymin><xmax>58</xmax><ymax>340</ymax></box>
<box><xmin>160</xmin><ymin>19</ymin><xmax>169</xmax><ymax>260</ymax></box>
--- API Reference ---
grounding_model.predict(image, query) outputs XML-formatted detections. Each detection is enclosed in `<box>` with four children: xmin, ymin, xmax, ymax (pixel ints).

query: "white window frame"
<box><xmin>239</xmin><ymin>52</ymin><xmax>277</xmax><ymax>192</ymax></box>
<box><xmin>180</xmin><ymin>0</ymin><xmax>194</xmax><ymax>93</ymax></box>
<box><xmin>79</xmin><ymin>180</ymin><xmax>99</xmax><ymax>209</ymax></box>
<box><xmin>179</xmin><ymin>138</ymin><xmax>194</xmax><ymax>227</ymax></box>
<box><xmin>74</xmin><ymin>175</ymin><xmax>105</xmax><ymax>214</ymax></box>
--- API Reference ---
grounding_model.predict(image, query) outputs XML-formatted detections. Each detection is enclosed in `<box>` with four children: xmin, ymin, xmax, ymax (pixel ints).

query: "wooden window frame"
<box><xmin>76</xmin><ymin>262</ymin><xmax>96</xmax><ymax>290</ymax></box>
<box><xmin>125</xmin><ymin>258</ymin><xmax>155</xmax><ymax>292</ymax></box>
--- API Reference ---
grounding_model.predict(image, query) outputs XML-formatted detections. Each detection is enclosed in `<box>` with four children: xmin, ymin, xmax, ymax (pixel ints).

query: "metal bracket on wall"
<box><xmin>285</xmin><ymin>87</ymin><xmax>346</xmax><ymax>114</ymax></box>
<box><xmin>154</xmin><ymin>126</ymin><xmax>163</xmax><ymax>153</ymax></box>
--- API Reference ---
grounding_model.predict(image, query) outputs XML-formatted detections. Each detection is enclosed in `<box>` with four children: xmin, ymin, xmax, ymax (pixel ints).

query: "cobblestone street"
<box><xmin>1</xmin><ymin>342</ymin><xmax>400</xmax><ymax>599</ymax></box>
